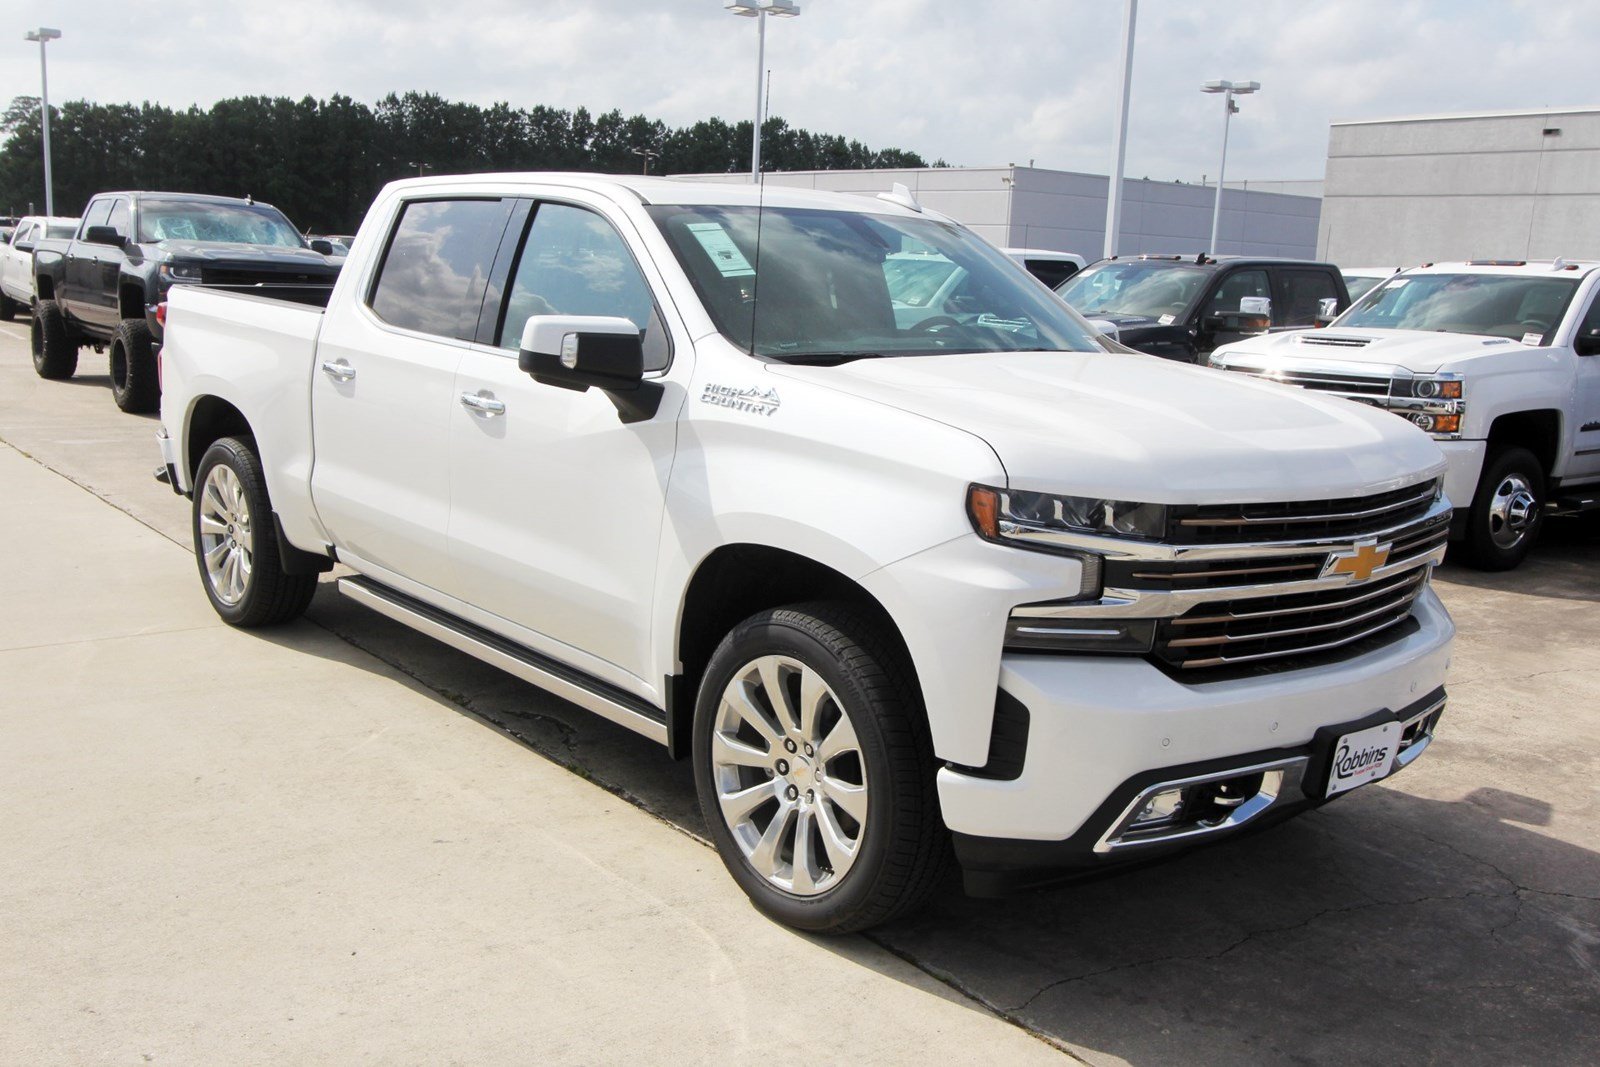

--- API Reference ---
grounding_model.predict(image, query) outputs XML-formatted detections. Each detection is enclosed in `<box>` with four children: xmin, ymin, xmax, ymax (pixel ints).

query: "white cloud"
<box><xmin>2</xmin><ymin>0</ymin><xmax>1597</xmax><ymax>180</ymax></box>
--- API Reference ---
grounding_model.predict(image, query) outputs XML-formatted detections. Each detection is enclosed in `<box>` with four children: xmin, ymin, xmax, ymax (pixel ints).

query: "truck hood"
<box><xmin>769</xmin><ymin>350</ymin><xmax>1444</xmax><ymax>504</ymax></box>
<box><xmin>155</xmin><ymin>241</ymin><xmax>341</xmax><ymax>275</ymax></box>
<box><xmin>1214</xmin><ymin>327</ymin><xmax>1531</xmax><ymax>375</ymax></box>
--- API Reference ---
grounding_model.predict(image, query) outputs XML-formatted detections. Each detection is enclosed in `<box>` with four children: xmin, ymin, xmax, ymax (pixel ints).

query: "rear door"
<box><xmin>447</xmin><ymin>194</ymin><xmax>683</xmax><ymax>686</ymax></box>
<box><xmin>1273</xmin><ymin>267</ymin><xmax>1344</xmax><ymax>330</ymax></box>
<box><xmin>309</xmin><ymin>195</ymin><xmax>515</xmax><ymax>594</ymax></box>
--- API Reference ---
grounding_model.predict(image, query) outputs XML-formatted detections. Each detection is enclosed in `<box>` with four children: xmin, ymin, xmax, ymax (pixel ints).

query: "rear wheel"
<box><xmin>109</xmin><ymin>318</ymin><xmax>159</xmax><ymax>413</ymax></box>
<box><xmin>31</xmin><ymin>299</ymin><xmax>78</xmax><ymax>380</ymax></box>
<box><xmin>1463</xmin><ymin>446</ymin><xmax>1544</xmax><ymax>570</ymax></box>
<box><xmin>693</xmin><ymin>602</ymin><xmax>947</xmax><ymax>934</ymax></box>
<box><xmin>193</xmin><ymin>436</ymin><xmax>318</xmax><ymax>627</ymax></box>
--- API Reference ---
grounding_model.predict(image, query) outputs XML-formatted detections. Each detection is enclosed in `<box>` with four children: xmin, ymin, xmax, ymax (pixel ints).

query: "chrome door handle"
<box><xmin>320</xmin><ymin>359</ymin><xmax>356</xmax><ymax>382</ymax></box>
<box><xmin>459</xmin><ymin>391</ymin><xmax>506</xmax><ymax>416</ymax></box>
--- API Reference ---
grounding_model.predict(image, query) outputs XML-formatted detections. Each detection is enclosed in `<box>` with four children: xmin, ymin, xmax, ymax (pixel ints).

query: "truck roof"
<box><xmin>90</xmin><ymin>191</ymin><xmax>279</xmax><ymax>207</ymax></box>
<box><xmin>376</xmin><ymin>172</ymin><xmax>934</xmax><ymax>220</ymax></box>
<box><xmin>1402</xmin><ymin>259</ymin><xmax>1600</xmax><ymax>277</ymax></box>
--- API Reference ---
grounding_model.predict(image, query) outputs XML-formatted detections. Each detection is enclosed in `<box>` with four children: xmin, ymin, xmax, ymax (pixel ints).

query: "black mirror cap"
<box><xmin>84</xmin><ymin>225</ymin><xmax>124</xmax><ymax>246</ymax></box>
<box><xmin>519</xmin><ymin>330</ymin><xmax>646</xmax><ymax>393</ymax></box>
<box><xmin>309</xmin><ymin>238</ymin><xmax>334</xmax><ymax>255</ymax></box>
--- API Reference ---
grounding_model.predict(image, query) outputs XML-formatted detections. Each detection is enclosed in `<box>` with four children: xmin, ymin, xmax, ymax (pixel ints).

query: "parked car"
<box><xmin>1003</xmin><ymin>247</ymin><xmax>1086</xmax><ymax>288</ymax></box>
<box><xmin>30</xmin><ymin>191</ymin><xmax>342</xmax><ymax>413</ymax></box>
<box><xmin>1056</xmin><ymin>254</ymin><xmax>1351</xmax><ymax>362</ymax></box>
<box><xmin>1342</xmin><ymin>266</ymin><xmax>1401</xmax><ymax>303</ymax></box>
<box><xmin>1210</xmin><ymin>259</ymin><xmax>1600</xmax><ymax>569</ymax></box>
<box><xmin>0</xmin><ymin>215</ymin><xmax>77</xmax><ymax>319</ymax></box>
<box><xmin>155</xmin><ymin>174</ymin><xmax>1453</xmax><ymax>933</ymax></box>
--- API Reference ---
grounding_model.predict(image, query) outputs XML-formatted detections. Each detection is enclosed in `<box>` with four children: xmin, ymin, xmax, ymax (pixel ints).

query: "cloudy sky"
<box><xmin>1</xmin><ymin>0</ymin><xmax>1593</xmax><ymax>181</ymax></box>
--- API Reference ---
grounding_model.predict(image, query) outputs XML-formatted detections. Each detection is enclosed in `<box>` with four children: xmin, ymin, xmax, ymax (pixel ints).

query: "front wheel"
<box><xmin>693</xmin><ymin>603</ymin><xmax>947</xmax><ymax>934</ymax></box>
<box><xmin>1463</xmin><ymin>446</ymin><xmax>1544</xmax><ymax>570</ymax></box>
<box><xmin>193</xmin><ymin>437</ymin><xmax>318</xmax><ymax>627</ymax></box>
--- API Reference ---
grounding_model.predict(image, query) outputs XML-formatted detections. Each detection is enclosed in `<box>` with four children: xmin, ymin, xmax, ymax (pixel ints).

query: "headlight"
<box><xmin>967</xmin><ymin>485</ymin><xmax>1168</xmax><ymax>544</ymax></box>
<box><xmin>159</xmin><ymin>263</ymin><xmax>203</xmax><ymax>282</ymax></box>
<box><xmin>1394</xmin><ymin>375</ymin><xmax>1462</xmax><ymax>400</ymax></box>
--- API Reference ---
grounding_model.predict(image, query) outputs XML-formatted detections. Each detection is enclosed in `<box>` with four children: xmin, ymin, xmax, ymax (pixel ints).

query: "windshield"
<box><xmin>1056</xmin><ymin>261</ymin><xmax>1210</xmax><ymax>319</ymax></box>
<box><xmin>1342</xmin><ymin>273</ymin><xmax>1389</xmax><ymax>302</ymax></box>
<box><xmin>1339</xmin><ymin>273</ymin><xmax>1579</xmax><ymax>342</ymax></box>
<box><xmin>138</xmin><ymin>201</ymin><xmax>305</xmax><ymax>247</ymax></box>
<box><xmin>647</xmin><ymin>205</ymin><xmax>1102</xmax><ymax>360</ymax></box>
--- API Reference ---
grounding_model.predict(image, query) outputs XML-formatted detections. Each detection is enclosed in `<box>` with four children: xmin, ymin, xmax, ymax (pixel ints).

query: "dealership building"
<box><xmin>1318</xmin><ymin>106</ymin><xmax>1600</xmax><ymax>266</ymax></box>
<box><xmin>682</xmin><ymin>165</ymin><xmax>1323</xmax><ymax>261</ymax></box>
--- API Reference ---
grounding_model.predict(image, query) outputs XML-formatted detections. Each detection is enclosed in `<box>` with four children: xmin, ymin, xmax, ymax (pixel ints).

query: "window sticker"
<box><xmin>1158</xmin><ymin>313</ymin><xmax>1176</xmax><ymax>325</ymax></box>
<box><xmin>1521</xmin><ymin>332</ymin><xmax>1544</xmax><ymax>346</ymax></box>
<box><xmin>687</xmin><ymin>222</ymin><xmax>756</xmax><ymax>278</ymax></box>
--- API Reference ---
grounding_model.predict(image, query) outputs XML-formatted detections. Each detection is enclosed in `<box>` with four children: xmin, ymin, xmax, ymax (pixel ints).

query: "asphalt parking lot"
<box><xmin>2</xmin><ymin>326</ymin><xmax>1597</xmax><ymax>1064</ymax></box>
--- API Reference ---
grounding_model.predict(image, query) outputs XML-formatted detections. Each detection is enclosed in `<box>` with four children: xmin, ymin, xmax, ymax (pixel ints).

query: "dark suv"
<box><xmin>1055</xmin><ymin>254</ymin><xmax>1351</xmax><ymax>363</ymax></box>
<box><xmin>31</xmin><ymin>191</ymin><xmax>340</xmax><ymax>412</ymax></box>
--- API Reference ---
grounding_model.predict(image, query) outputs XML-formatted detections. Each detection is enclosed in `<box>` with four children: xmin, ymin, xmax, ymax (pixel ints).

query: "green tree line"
<box><xmin>0</xmin><ymin>91</ymin><xmax>934</xmax><ymax>233</ymax></box>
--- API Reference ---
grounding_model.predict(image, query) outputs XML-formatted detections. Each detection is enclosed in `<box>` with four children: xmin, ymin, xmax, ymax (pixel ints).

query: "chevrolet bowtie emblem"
<box><xmin>1323</xmin><ymin>541</ymin><xmax>1391</xmax><ymax>582</ymax></box>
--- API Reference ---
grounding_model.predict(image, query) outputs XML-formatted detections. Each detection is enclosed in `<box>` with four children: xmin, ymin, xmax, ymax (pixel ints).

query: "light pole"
<box><xmin>724</xmin><ymin>0</ymin><xmax>801</xmax><ymax>182</ymax></box>
<box><xmin>1201</xmin><ymin>78</ymin><xmax>1258</xmax><ymax>254</ymax></box>
<box><xmin>25</xmin><ymin>28</ymin><xmax>61</xmax><ymax>216</ymax></box>
<box><xmin>632</xmin><ymin>147</ymin><xmax>660</xmax><ymax>175</ymax></box>
<box><xmin>1103</xmin><ymin>0</ymin><xmax>1137</xmax><ymax>258</ymax></box>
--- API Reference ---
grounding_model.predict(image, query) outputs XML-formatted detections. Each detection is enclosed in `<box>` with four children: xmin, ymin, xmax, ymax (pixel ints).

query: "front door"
<box><xmin>448</xmin><ymin>197</ymin><xmax>681</xmax><ymax>686</ymax></box>
<box><xmin>1196</xmin><ymin>268</ymin><xmax>1272</xmax><ymax>355</ymax></box>
<box><xmin>1567</xmin><ymin>289</ymin><xmax>1600</xmax><ymax>480</ymax></box>
<box><xmin>309</xmin><ymin>195</ymin><xmax>516</xmax><ymax>594</ymax></box>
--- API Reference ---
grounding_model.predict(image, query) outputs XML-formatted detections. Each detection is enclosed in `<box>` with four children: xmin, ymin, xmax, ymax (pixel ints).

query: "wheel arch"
<box><xmin>670</xmin><ymin>543</ymin><xmax>922</xmax><ymax>760</ymax></box>
<box><xmin>119</xmin><ymin>280</ymin><xmax>147</xmax><ymax>321</ymax></box>
<box><xmin>1486</xmin><ymin>409</ymin><xmax>1561</xmax><ymax>477</ymax></box>
<box><xmin>184</xmin><ymin>394</ymin><xmax>253</xmax><ymax>483</ymax></box>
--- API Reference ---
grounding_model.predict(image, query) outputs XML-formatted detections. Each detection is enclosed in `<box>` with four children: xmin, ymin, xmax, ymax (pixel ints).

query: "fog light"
<box><xmin>1410</xmin><ymin>413</ymin><xmax>1435</xmax><ymax>432</ymax></box>
<box><xmin>1133</xmin><ymin>788</ymin><xmax>1185</xmax><ymax>825</ymax></box>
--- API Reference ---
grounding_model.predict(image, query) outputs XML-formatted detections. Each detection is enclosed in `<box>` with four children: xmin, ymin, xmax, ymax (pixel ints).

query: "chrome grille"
<box><xmin>1167</xmin><ymin>479</ymin><xmax>1439</xmax><ymax>544</ymax></box>
<box><xmin>1224</xmin><ymin>364</ymin><xmax>1392</xmax><ymax>397</ymax></box>
<box><xmin>1155</xmin><ymin>567</ymin><xmax>1428</xmax><ymax>671</ymax></box>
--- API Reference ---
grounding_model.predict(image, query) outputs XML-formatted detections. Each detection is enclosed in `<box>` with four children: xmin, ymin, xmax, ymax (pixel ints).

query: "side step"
<box><xmin>1547</xmin><ymin>493</ymin><xmax>1600</xmax><ymax>518</ymax></box>
<box><xmin>337</xmin><ymin>575</ymin><xmax>669</xmax><ymax>746</ymax></box>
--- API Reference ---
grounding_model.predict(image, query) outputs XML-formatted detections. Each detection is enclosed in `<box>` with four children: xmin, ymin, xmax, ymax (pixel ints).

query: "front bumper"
<box><xmin>938</xmin><ymin>585</ymin><xmax>1454</xmax><ymax>890</ymax></box>
<box><xmin>1437</xmin><ymin>438</ymin><xmax>1487</xmax><ymax>520</ymax></box>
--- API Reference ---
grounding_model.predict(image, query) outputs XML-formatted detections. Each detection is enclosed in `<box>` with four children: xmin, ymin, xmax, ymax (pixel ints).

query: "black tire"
<box><xmin>1463</xmin><ymin>445</ymin><xmax>1545</xmax><ymax>571</ymax></box>
<box><xmin>192</xmin><ymin>436</ymin><xmax>318</xmax><ymax>627</ymax></box>
<box><xmin>30</xmin><ymin>299</ymin><xmax>78</xmax><ymax>380</ymax></box>
<box><xmin>692</xmin><ymin>602</ymin><xmax>948</xmax><ymax>934</ymax></box>
<box><xmin>109</xmin><ymin>318</ymin><xmax>160</xmax><ymax>414</ymax></box>
<box><xmin>0</xmin><ymin>293</ymin><xmax>16</xmax><ymax>321</ymax></box>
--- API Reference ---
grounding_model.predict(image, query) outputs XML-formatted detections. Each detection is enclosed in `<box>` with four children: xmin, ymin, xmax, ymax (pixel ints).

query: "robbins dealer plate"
<box><xmin>1324</xmin><ymin>720</ymin><xmax>1400</xmax><ymax>798</ymax></box>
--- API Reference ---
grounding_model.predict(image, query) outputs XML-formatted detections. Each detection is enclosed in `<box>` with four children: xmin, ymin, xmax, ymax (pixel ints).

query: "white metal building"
<box><xmin>678</xmin><ymin>165</ymin><xmax>1322</xmax><ymax>261</ymax></box>
<box><xmin>1318</xmin><ymin>106</ymin><xmax>1600</xmax><ymax>266</ymax></box>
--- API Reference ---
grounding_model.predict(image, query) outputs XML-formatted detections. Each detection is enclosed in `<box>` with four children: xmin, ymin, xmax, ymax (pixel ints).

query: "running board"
<box><xmin>1547</xmin><ymin>493</ymin><xmax>1600</xmax><ymax>517</ymax></box>
<box><xmin>336</xmin><ymin>576</ymin><xmax>669</xmax><ymax>746</ymax></box>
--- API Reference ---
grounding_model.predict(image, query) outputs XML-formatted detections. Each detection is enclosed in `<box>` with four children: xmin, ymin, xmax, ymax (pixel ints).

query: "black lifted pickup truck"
<box><xmin>1055</xmin><ymin>253</ymin><xmax>1351</xmax><ymax>363</ymax></box>
<box><xmin>31</xmin><ymin>191</ymin><xmax>341</xmax><ymax>412</ymax></box>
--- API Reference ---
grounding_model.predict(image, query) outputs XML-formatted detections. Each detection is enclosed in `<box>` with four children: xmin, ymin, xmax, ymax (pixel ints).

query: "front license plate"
<box><xmin>1324</xmin><ymin>721</ymin><xmax>1400</xmax><ymax>798</ymax></box>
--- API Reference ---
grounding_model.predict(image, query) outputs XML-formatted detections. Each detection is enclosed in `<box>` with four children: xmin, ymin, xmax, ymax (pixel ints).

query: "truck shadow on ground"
<box><xmin>1437</xmin><ymin>513</ymin><xmax>1600</xmax><ymax>603</ymax></box>
<box><xmin>247</xmin><ymin>587</ymin><xmax>1600</xmax><ymax>1067</ymax></box>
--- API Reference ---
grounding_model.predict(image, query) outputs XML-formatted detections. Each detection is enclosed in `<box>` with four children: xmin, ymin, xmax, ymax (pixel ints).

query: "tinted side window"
<box><xmin>369</xmin><ymin>198</ymin><xmax>512</xmax><ymax>340</ymax></box>
<box><xmin>79</xmin><ymin>199</ymin><xmax>112</xmax><ymax>238</ymax></box>
<box><xmin>1578</xmin><ymin>291</ymin><xmax>1600</xmax><ymax>343</ymax></box>
<box><xmin>1277</xmin><ymin>269</ymin><xmax>1341</xmax><ymax>327</ymax></box>
<box><xmin>497</xmin><ymin>202</ymin><xmax>667</xmax><ymax>371</ymax></box>
<box><xmin>1205</xmin><ymin>269</ymin><xmax>1271</xmax><ymax>316</ymax></box>
<box><xmin>107</xmin><ymin>199</ymin><xmax>131</xmax><ymax>241</ymax></box>
<box><xmin>1025</xmin><ymin>259</ymin><xmax>1080</xmax><ymax>289</ymax></box>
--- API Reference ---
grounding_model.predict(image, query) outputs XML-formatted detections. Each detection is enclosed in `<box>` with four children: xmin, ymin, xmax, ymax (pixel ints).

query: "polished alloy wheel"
<box><xmin>710</xmin><ymin>655</ymin><xmax>869</xmax><ymax>896</ymax></box>
<box><xmin>1487</xmin><ymin>472</ymin><xmax>1538</xmax><ymax>550</ymax></box>
<box><xmin>198</xmin><ymin>463</ymin><xmax>253</xmax><ymax>606</ymax></box>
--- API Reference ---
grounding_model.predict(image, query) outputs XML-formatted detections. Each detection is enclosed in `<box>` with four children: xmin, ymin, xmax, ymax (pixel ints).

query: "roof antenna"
<box><xmin>244</xmin><ymin>193</ymin><xmax>254</xmax><ymax>205</ymax></box>
<box><xmin>747</xmin><ymin>168</ymin><xmax>766</xmax><ymax>358</ymax></box>
<box><xmin>877</xmin><ymin>182</ymin><xmax>921</xmax><ymax>212</ymax></box>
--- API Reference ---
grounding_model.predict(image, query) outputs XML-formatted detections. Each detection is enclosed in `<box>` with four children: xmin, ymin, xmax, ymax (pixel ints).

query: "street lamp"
<box><xmin>25</xmin><ymin>27</ymin><xmax>61</xmax><ymax>216</ymax></box>
<box><xmin>1102</xmin><ymin>0</ymin><xmax>1137</xmax><ymax>258</ymax></box>
<box><xmin>1200</xmin><ymin>78</ymin><xmax>1259</xmax><ymax>254</ymax></box>
<box><xmin>632</xmin><ymin>147</ymin><xmax>661</xmax><ymax>175</ymax></box>
<box><xmin>725</xmin><ymin>0</ymin><xmax>801</xmax><ymax>182</ymax></box>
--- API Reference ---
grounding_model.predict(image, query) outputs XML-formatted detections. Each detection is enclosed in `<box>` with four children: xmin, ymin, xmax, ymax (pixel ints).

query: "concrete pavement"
<box><xmin>2</xmin><ymin>325</ymin><xmax>1598</xmax><ymax>1064</ymax></box>
<box><xmin>0</xmin><ymin>441</ymin><xmax>1064</xmax><ymax>1063</ymax></box>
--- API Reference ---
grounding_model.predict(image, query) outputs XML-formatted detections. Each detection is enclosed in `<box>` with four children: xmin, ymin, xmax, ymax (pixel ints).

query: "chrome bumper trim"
<box><xmin>1094</xmin><ymin>757</ymin><xmax>1310</xmax><ymax>854</ymax></box>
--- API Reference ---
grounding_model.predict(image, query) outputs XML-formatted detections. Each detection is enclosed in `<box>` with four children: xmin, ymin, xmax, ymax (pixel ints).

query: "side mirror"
<box><xmin>1239</xmin><ymin>295</ymin><xmax>1271</xmax><ymax>317</ymax></box>
<box><xmin>1576</xmin><ymin>329</ymin><xmax>1600</xmax><ymax>357</ymax></box>
<box><xmin>518</xmin><ymin>314</ymin><xmax>663</xmax><ymax>422</ymax></box>
<box><xmin>84</xmin><ymin>225</ymin><xmax>124</xmax><ymax>247</ymax></box>
<box><xmin>1315</xmin><ymin>297</ymin><xmax>1340</xmax><ymax>326</ymax></box>
<box><xmin>1086</xmin><ymin>318</ymin><xmax>1120</xmax><ymax>341</ymax></box>
<box><xmin>309</xmin><ymin>238</ymin><xmax>334</xmax><ymax>255</ymax></box>
<box><xmin>14</xmin><ymin>241</ymin><xmax>34</xmax><ymax>253</ymax></box>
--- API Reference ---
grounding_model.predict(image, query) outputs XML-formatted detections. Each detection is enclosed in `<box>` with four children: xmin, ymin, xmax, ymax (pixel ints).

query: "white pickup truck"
<box><xmin>1211</xmin><ymin>261</ymin><xmax>1600</xmax><ymax>569</ymax></box>
<box><xmin>155</xmin><ymin>174</ymin><xmax>1454</xmax><ymax>933</ymax></box>
<box><xmin>0</xmin><ymin>214</ymin><xmax>77</xmax><ymax>320</ymax></box>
